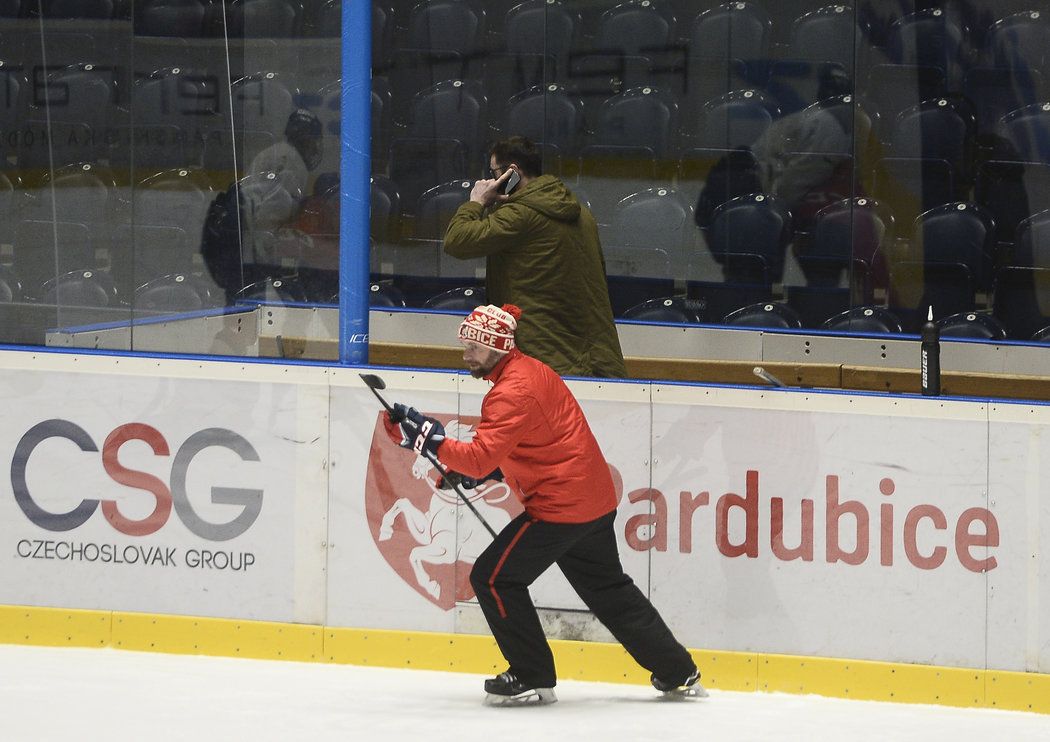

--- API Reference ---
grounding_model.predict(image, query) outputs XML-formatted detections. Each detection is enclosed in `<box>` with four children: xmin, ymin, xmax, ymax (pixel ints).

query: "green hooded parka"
<box><xmin>443</xmin><ymin>175</ymin><xmax>626</xmax><ymax>378</ymax></box>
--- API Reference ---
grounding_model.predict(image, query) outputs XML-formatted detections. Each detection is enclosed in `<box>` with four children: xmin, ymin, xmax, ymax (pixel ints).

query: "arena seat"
<box><xmin>822</xmin><ymin>305</ymin><xmax>904</xmax><ymax>334</ymax></box>
<box><xmin>621</xmin><ymin>296</ymin><xmax>704</xmax><ymax>324</ymax></box>
<box><xmin>723</xmin><ymin>301</ymin><xmax>803</xmax><ymax>330</ymax></box>
<box><xmin>423</xmin><ymin>285</ymin><xmax>486</xmax><ymax>312</ymax></box>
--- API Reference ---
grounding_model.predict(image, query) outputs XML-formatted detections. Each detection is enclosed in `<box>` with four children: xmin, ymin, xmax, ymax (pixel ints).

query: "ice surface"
<box><xmin>3</xmin><ymin>645</ymin><xmax>1050</xmax><ymax>742</ymax></box>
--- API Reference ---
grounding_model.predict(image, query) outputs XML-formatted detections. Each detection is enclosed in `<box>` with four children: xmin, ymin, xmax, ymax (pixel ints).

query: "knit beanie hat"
<box><xmin>458</xmin><ymin>304</ymin><xmax>522</xmax><ymax>353</ymax></box>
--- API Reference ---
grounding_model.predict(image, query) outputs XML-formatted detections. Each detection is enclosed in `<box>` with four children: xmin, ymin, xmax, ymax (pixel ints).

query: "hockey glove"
<box><xmin>382</xmin><ymin>404</ymin><xmax>420</xmax><ymax>448</ymax></box>
<box><xmin>381</xmin><ymin>405</ymin><xmax>445</xmax><ymax>456</ymax></box>
<box><xmin>436</xmin><ymin>470</ymin><xmax>477</xmax><ymax>490</ymax></box>
<box><xmin>382</xmin><ymin>408</ymin><xmax>411</xmax><ymax>447</ymax></box>
<box><xmin>409</xmin><ymin>415</ymin><xmax>445</xmax><ymax>457</ymax></box>
<box><xmin>437</xmin><ymin>467</ymin><xmax>503</xmax><ymax>490</ymax></box>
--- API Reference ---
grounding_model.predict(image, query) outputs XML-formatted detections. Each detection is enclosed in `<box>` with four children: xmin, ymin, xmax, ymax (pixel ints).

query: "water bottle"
<box><xmin>920</xmin><ymin>306</ymin><xmax>940</xmax><ymax>396</ymax></box>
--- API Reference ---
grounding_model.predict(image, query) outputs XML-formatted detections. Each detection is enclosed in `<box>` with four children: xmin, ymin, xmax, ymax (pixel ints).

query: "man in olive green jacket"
<box><xmin>442</xmin><ymin>137</ymin><xmax>627</xmax><ymax>378</ymax></box>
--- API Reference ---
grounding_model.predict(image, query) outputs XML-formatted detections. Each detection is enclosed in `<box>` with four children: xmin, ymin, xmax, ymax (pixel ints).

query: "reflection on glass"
<box><xmin>0</xmin><ymin>0</ymin><xmax>340</xmax><ymax>357</ymax></box>
<box><xmin>366</xmin><ymin>0</ymin><xmax>1050</xmax><ymax>343</ymax></box>
<box><xmin>9</xmin><ymin>2</ymin><xmax>1050</xmax><ymax>355</ymax></box>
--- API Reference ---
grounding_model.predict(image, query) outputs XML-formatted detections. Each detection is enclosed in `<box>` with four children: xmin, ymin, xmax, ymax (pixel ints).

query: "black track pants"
<box><xmin>469</xmin><ymin>510</ymin><xmax>695</xmax><ymax>688</ymax></box>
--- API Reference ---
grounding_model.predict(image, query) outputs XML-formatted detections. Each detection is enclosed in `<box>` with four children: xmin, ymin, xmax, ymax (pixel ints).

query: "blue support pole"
<box><xmin>339</xmin><ymin>0</ymin><xmax>372</xmax><ymax>364</ymax></box>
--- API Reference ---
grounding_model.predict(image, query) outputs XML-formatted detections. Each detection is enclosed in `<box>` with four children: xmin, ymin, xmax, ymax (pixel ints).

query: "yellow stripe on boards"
<box><xmin>760</xmin><ymin>653</ymin><xmax>985</xmax><ymax>708</ymax></box>
<box><xmin>0</xmin><ymin>604</ymin><xmax>109</xmax><ymax>648</ymax></box>
<box><xmin>986</xmin><ymin>668</ymin><xmax>1050</xmax><ymax>714</ymax></box>
<box><xmin>112</xmin><ymin>612</ymin><xmax>324</xmax><ymax>662</ymax></box>
<box><xmin>1</xmin><ymin>604</ymin><xmax>1047</xmax><ymax>715</ymax></box>
<box><xmin>324</xmin><ymin>627</ymin><xmax>504</xmax><ymax>675</ymax></box>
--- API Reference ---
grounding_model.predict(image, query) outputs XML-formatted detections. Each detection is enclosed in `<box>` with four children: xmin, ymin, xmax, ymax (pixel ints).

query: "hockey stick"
<box><xmin>752</xmin><ymin>366</ymin><xmax>786</xmax><ymax>388</ymax></box>
<box><xmin>359</xmin><ymin>373</ymin><xmax>498</xmax><ymax>539</ymax></box>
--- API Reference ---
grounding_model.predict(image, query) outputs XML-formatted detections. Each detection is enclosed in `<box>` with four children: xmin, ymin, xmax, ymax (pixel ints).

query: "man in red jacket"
<box><xmin>385</xmin><ymin>304</ymin><xmax>702</xmax><ymax>706</ymax></box>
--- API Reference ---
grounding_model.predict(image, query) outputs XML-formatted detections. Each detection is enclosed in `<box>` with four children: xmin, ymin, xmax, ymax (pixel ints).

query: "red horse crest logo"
<box><xmin>364</xmin><ymin>413</ymin><xmax>522</xmax><ymax>611</ymax></box>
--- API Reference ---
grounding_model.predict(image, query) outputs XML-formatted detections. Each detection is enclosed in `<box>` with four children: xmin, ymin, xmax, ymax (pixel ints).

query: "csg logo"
<box><xmin>11</xmin><ymin>419</ymin><xmax>263</xmax><ymax>541</ymax></box>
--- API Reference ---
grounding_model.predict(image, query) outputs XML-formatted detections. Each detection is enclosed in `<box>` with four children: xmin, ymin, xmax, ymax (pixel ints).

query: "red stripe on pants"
<box><xmin>488</xmin><ymin>519</ymin><xmax>534</xmax><ymax>619</ymax></box>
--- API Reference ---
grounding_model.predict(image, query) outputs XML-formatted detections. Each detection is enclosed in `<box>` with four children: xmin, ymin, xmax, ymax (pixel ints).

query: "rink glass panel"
<box><xmin>0</xmin><ymin>2</ymin><xmax>341</xmax><ymax>353</ymax></box>
<box><xmin>6</xmin><ymin>2</ymin><xmax>1050</xmax><ymax>353</ymax></box>
<box><xmin>369</xmin><ymin>0</ymin><xmax>1050</xmax><ymax>339</ymax></box>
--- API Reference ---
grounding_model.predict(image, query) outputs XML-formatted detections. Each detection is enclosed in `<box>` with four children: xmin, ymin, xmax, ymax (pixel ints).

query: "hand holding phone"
<box><xmin>471</xmin><ymin>166</ymin><xmax>520</xmax><ymax>206</ymax></box>
<box><xmin>502</xmin><ymin>168</ymin><xmax>521</xmax><ymax>195</ymax></box>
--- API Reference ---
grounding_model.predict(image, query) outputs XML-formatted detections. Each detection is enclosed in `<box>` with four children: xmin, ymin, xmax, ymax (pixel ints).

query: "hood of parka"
<box><xmin>509</xmin><ymin>174</ymin><xmax>582</xmax><ymax>223</ymax></box>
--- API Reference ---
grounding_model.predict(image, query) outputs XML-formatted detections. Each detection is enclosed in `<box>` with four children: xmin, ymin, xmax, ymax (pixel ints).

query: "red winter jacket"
<box><xmin>437</xmin><ymin>348</ymin><xmax>617</xmax><ymax>523</ymax></box>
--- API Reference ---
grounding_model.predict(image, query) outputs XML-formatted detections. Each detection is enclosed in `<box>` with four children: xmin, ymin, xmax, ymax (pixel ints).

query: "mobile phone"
<box><xmin>503</xmin><ymin>169</ymin><xmax>521</xmax><ymax>195</ymax></box>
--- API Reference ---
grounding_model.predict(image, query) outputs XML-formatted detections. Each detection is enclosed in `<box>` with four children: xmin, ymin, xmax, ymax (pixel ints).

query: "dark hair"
<box><xmin>489</xmin><ymin>136</ymin><xmax>542</xmax><ymax>177</ymax></box>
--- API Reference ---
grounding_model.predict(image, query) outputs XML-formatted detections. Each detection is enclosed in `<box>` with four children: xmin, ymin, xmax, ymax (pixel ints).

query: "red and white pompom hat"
<box><xmin>458</xmin><ymin>304</ymin><xmax>522</xmax><ymax>353</ymax></box>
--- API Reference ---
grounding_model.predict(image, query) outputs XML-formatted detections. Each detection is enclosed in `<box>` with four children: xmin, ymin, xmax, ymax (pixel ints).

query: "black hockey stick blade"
<box><xmin>359</xmin><ymin>373</ymin><xmax>395</xmax><ymax>413</ymax></box>
<box><xmin>359</xmin><ymin>373</ymin><xmax>386</xmax><ymax>391</ymax></box>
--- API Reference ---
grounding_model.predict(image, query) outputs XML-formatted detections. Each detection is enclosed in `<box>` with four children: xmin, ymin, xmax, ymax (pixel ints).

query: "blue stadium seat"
<box><xmin>999</xmin><ymin>102</ymin><xmax>1050</xmax><ymax>164</ymax></box>
<box><xmin>686</xmin><ymin>279</ymin><xmax>772</xmax><ymax>324</ymax></box>
<box><xmin>787</xmin><ymin>4</ymin><xmax>862</xmax><ymax>72</ymax></box>
<box><xmin>797</xmin><ymin>196</ymin><xmax>891</xmax><ymax>295</ymax></box>
<box><xmin>822</xmin><ymin>305</ymin><xmax>903</xmax><ymax>334</ymax></box>
<box><xmin>235</xmin><ymin>275</ymin><xmax>309</xmax><ymax>304</ymax></box>
<box><xmin>413</xmin><ymin>179</ymin><xmax>472</xmax><ymax>241</ymax></box>
<box><xmin>504</xmin><ymin>0</ymin><xmax>576</xmax><ymax>61</ymax></box>
<box><xmin>40</xmin><ymin>269</ymin><xmax>121</xmax><ymax>308</ymax></box>
<box><xmin>406</xmin><ymin>0</ymin><xmax>486</xmax><ymax>55</ymax></box>
<box><xmin>1012</xmin><ymin>208</ymin><xmax>1050</xmax><ymax>268</ymax></box>
<box><xmin>404</xmin><ymin>79</ymin><xmax>489</xmax><ymax>166</ymax></box>
<box><xmin>705</xmin><ymin>193</ymin><xmax>793</xmax><ymax>283</ymax></box>
<box><xmin>689</xmin><ymin>2</ymin><xmax>770</xmax><ymax>64</ymax></box>
<box><xmin>502</xmin><ymin>84</ymin><xmax>585</xmax><ymax>162</ymax></box>
<box><xmin>423</xmin><ymin>285</ymin><xmax>486</xmax><ymax>311</ymax></box>
<box><xmin>134</xmin><ymin>273</ymin><xmax>210</xmax><ymax>313</ymax></box>
<box><xmin>621</xmin><ymin>296</ymin><xmax>704</xmax><ymax>324</ymax></box>
<box><xmin>723</xmin><ymin>301</ymin><xmax>802</xmax><ymax>329</ymax></box>
<box><xmin>884</xmin><ymin>7</ymin><xmax>969</xmax><ymax>88</ymax></box>
<box><xmin>693</xmin><ymin>89</ymin><xmax>778</xmax><ymax>151</ymax></box>
<box><xmin>588</xmin><ymin>86</ymin><xmax>678</xmax><ymax>158</ymax></box>
<box><xmin>368</xmin><ymin>280</ymin><xmax>407</xmax><ymax>308</ymax></box>
<box><xmin>912</xmin><ymin>202</ymin><xmax>996</xmax><ymax>291</ymax></box>
<box><xmin>594</xmin><ymin>0</ymin><xmax>675</xmax><ymax>59</ymax></box>
<box><xmin>937</xmin><ymin>311</ymin><xmax>1008</xmax><ymax>340</ymax></box>
<box><xmin>607</xmin><ymin>186</ymin><xmax>694</xmax><ymax>274</ymax></box>
<box><xmin>982</xmin><ymin>10</ymin><xmax>1049</xmax><ymax>73</ymax></box>
<box><xmin>889</xmin><ymin>98</ymin><xmax>976</xmax><ymax>184</ymax></box>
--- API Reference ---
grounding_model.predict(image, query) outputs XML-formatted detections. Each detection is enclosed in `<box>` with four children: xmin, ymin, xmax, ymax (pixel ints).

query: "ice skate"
<box><xmin>651</xmin><ymin>668</ymin><xmax>708</xmax><ymax>699</ymax></box>
<box><xmin>482</xmin><ymin>671</ymin><xmax>557</xmax><ymax>706</ymax></box>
